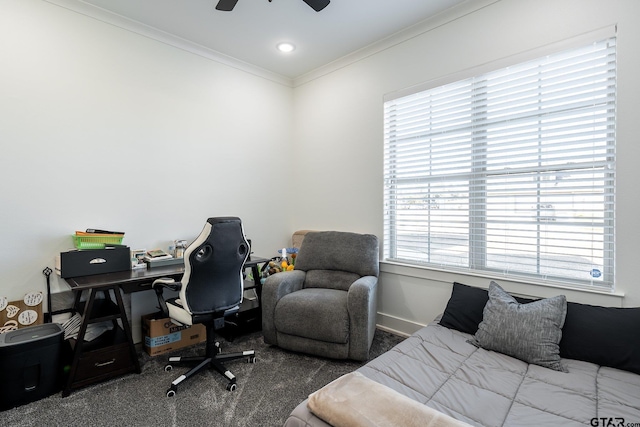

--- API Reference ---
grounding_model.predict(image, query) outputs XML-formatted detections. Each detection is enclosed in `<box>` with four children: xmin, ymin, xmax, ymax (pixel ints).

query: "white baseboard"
<box><xmin>376</xmin><ymin>312</ymin><xmax>425</xmax><ymax>337</ymax></box>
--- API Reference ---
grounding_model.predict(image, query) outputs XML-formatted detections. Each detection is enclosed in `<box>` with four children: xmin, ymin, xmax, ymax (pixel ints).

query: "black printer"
<box><xmin>58</xmin><ymin>246</ymin><xmax>131</xmax><ymax>278</ymax></box>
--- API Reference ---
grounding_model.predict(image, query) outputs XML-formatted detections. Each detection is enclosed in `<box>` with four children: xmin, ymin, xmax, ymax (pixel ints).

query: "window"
<box><xmin>383</xmin><ymin>37</ymin><xmax>616</xmax><ymax>290</ymax></box>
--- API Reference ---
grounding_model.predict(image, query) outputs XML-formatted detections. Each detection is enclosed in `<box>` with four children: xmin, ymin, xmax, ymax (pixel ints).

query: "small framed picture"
<box><xmin>131</xmin><ymin>249</ymin><xmax>146</xmax><ymax>268</ymax></box>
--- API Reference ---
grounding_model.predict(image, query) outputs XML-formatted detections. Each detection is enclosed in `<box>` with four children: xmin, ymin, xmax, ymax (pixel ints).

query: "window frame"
<box><xmin>383</xmin><ymin>30</ymin><xmax>616</xmax><ymax>291</ymax></box>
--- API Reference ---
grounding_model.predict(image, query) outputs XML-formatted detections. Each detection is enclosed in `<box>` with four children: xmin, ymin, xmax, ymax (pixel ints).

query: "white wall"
<box><xmin>292</xmin><ymin>0</ymin><xmax>640</xmax><ymax>334</ymax></box>
<box><xmin>2</xmin><ymin>0</ymin><xmax>639</xmax><ymax>339</ymax></box>
<box><xmin>0</xmin><ymin>0</ymin><xmax>294</xmax><ymax>313</ymax></box>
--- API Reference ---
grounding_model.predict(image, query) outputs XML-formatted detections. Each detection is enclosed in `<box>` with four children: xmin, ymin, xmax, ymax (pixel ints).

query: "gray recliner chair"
<box><xmin>262</xmin><ymin>231</ymin><xmax>379</xmax><ymax>361</ymax></box>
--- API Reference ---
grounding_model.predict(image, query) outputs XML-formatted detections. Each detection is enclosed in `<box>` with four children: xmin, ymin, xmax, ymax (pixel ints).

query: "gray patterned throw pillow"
<box><xmin>469</xmin><ymin>281</ymin><xmax>568</xmax><ymax>372</ymax></box>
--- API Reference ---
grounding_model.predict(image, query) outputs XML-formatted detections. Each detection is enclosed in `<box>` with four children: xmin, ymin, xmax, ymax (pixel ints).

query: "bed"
<box><xmin>284</xmin><ymin>281</ymin><xmax>640</xmax><ymax>427</ymax></box>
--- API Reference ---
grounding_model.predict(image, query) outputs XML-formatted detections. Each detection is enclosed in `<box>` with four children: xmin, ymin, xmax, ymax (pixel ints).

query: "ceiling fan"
<box><xmin>216</xmin><ymin>0</ymin><xmax>330</xmax><ymax>12</ymax></box>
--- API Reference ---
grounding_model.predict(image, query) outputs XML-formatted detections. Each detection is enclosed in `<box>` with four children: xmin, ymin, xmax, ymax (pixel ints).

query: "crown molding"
<box><xmin>42</xmin><ymin>0</ymin><xmax>294</xmax><ymax>87</ymax></box>
<box><xmin>41</xmin><ymin>0</ymin><xmax>497</xmax><ymax>89</ymax></box>
<box><xmin>292</xmin><ymin>0</ymin><xmax>499</xmax><ymax>88</ymax></box>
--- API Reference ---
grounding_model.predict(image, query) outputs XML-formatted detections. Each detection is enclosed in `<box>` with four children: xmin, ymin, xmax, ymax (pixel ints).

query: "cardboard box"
<box><xmin>141</xmin><ymin>313</ymin><xmax>206</xmax><ymax>356</ymax></box>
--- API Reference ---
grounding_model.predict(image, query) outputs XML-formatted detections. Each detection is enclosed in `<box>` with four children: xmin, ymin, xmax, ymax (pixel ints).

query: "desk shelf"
<box><xmin>77</xmin><ymin>299</ymin><xmax>121</xmax><ymax>324</ymax></box>
<box><xmin>68</xmin><ymin>325</ymin><xmax>128</xmax><ymax>353</ymax></box>
<box><xmin>62</xmin><ymin>285</ymin><xmax>140</xmax><ymax>397</ymax></box>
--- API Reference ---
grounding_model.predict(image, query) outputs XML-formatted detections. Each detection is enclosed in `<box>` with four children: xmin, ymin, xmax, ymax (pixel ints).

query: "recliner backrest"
<box><xmin>294</xmin><ymin>231</ymin><xmax>379</xmax><ymax>290</ymax></box>
<box><xmin>303</xmin><ymin>270</ymin><xmax>361</xmax><ymax>291</ymax></box>
<box><xmin>179</xmin><ymin>217</ymin><xmax>249</xmax><ymax>315</ymax></box>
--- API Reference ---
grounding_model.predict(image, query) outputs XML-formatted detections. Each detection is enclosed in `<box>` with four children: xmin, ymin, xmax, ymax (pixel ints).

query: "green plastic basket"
<box><xmin>72</xmin><ymin>234</ymin><xmax>124</xmax><ymax>249</ymax></box>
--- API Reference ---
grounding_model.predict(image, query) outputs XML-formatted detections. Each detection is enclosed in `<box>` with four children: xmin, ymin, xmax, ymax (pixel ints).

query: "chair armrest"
<box><xmin>152</xmin><ymin>277</ymin><xmax>181</xmax><ymax>291</ymax></box>
<box><xmin>261</xmin><ymin>270</ymin><xmax>306</xmax><ymax>344</ymax></box>
<box><xmin>152</xmin><ymin>278</ymin><xmax>182</xmax><ymax>317</ymax></box>
<box><xmin>347</xmin><ymin>275</ymin><xmax>379</xmax><ymax>361</ymax></box>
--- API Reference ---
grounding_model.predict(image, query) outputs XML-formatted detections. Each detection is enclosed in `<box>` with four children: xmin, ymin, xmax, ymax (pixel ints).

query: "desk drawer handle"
<box><xmin>95</xmin><ymin>358</ymin><xmax>116</xmax><ymax>367</ymax></box>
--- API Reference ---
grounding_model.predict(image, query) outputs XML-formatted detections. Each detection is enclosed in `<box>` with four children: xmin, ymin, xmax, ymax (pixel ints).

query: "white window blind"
<box><xmin>383</xmin><ymin>37</ymin><xmax>616</xmax><ymax>290</ymax></box>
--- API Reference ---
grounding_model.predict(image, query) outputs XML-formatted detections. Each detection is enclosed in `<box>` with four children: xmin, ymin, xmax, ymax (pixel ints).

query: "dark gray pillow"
<box><xmin>439</xmin><ymin>282</ymin><xmax>536</xmax><ymax>335</ymax></box>
<box><xmin>560</xmin><ymin>302</ymin><xmax>640</xmax><ymax>374</ymax></box>
<box><xmin>469</xmin><ymin>281</ymin><xmax>567</xmax><ymax>372</ymax></box>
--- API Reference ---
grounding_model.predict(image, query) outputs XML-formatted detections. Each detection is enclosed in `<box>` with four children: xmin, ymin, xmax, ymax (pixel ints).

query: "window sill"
<box><xmin>380</xmin><ymin>260</ymin><xmax>625</xmax><ymax>306</ymax></box>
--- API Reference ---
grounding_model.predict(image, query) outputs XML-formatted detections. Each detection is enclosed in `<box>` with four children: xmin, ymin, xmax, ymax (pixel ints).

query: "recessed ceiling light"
<box><xmin>276</xmin><ymin>42</ymin><xmax>296</xmax><ymax>53</ymax></box>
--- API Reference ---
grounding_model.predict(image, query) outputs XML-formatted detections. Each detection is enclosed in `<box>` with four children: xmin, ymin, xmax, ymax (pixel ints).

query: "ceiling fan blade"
<box><xmin>216</xmin><ymin>0</ymin><xmax>239</xmax><ymax>11</ymax></box>
<box><xmin>303</xmin><ymin>0</ymin><xmax>330</xmax><ymax>12</ymax></box>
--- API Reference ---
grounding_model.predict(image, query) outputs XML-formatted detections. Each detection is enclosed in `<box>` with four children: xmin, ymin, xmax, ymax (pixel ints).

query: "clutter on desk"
<box><xmin>72</xmin><ymin>229</ymin><xmax>125</xmax><ymax>249</ymax></box>
<box><xmin>55</xmin><ymin>229</ymin><xmax>129</xmax><ymax>277</ymax></box>
<box><xmin>130</xmin><ymin>248</ymin><xmax>147</xmax><ymax>269</ymax></box>
<box><xmin>0</xmin><ymin>291</ymin><xmax>44</xmax><ymax>334</ymax></box>
<box><xmin>260</xmin><ymin>247</ymin><xmax>299</xmax><ymax>283</ymax></box>
<box><xmin>57</xmin><ymin>246</ymin><xmax>131</xmax><ymax>278</ymax></box>
<box><xmin>146</xmin><ymin>257</ymin><xmax>184</xmax><ymax>268</ymax></box>
<box><xmin>143</xmin><ymin>248</ymin><xmax>186</xmax><ymax>269</ymax></box>
<box><xmin>173</xmin><ymin>240</ymin><xmax>188</xmax><ymax>258</ymax></box>
<box><xmin>144</xmin><ymin>248</ymin><xmax>172</xmax><ymax>261</ymax></box>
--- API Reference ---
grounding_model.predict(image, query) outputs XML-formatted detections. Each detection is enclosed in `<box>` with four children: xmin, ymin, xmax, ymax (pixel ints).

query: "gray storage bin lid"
<box><xmin>0</xmin><ymin>323</ymin><xmax>63</xmax><ymax>346</ymax></box>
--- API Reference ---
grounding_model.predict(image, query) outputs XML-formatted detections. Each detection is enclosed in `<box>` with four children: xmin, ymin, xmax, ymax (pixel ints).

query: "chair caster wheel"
<box><xmin>247</xmin><ymin>355</ymin><xmax>256</xmax><ymax>363</ymax></box>
<box><xmin>166</xmin><ymin>389</ymin><xmax>176</xmax><ymax>397</ymax></box>
<box><xmin>226</xmin><ymin>382</ymin><xmax>237</xmax><ymax>391</ymax></box>
<box><xmin>164</xmin><ymin>365</ymin><xmax>173</xmax><ymax>372</ymax></box>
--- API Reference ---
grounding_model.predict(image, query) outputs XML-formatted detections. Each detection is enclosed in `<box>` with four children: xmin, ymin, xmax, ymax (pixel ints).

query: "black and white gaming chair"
<box><xmin>152</xmin><ymin>217</ymin><xmax>255</xmax><ymax>396</ymax></box>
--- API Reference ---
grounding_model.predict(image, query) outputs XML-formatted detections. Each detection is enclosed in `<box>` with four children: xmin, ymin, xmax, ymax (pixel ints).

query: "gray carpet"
<box><xmin>3</xmin><ymin>329</ymin><xmax>404</xmax><ymax>427</ymax></box>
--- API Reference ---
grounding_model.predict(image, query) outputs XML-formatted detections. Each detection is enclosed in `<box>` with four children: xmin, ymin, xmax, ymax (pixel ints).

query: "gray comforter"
<box><xmin>285</xmin><ymin>321</ymin><xmax>640</xmax><ymax>427</ymax></box>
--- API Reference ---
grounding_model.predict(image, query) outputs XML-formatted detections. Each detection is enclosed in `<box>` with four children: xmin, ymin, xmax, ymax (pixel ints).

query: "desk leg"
<box><xmin>63</xmin><ymin>289</ymin><xmax>97</xmax><ymax>397</ymax></box>
<box><xmin>112</xmin><ymin>286</ymin><xmax>141</xmax><ymax>374</ymax></box>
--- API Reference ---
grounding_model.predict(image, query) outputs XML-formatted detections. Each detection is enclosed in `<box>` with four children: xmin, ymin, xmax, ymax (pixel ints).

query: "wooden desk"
<box><xmin>62</xmin><ymin>257</ymin><xmax>268</xmax><ymax>396</ymax></box>
<box><xmin>66</xmin><ymin>264</ymin><xmax>185</xmax><ymax>295</ymax></box>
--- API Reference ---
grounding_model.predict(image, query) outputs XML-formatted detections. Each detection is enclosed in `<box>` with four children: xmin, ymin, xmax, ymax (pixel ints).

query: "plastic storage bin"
<box><xmin>72</xmin><ymin>234</ymin><xmax>124</xmax><ymax>249</ymax></box>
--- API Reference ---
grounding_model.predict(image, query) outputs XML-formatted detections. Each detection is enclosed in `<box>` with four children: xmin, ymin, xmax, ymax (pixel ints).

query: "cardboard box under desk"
<box><xmin>142</xmin><ymin>313</ymin><xmax>206</xmax><ymax>356</ymax></box>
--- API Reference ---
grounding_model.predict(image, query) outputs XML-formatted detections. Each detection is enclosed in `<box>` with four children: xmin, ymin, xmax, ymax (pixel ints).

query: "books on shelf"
<box><xmin>62</xmin><ymin>313</ymin><xmax>82</xmax><ymax>340</ymax></box>
<box><xmin>61</xmin><ymin>313</ymin><xmax>114</xmax><ymax>341</ymax></box>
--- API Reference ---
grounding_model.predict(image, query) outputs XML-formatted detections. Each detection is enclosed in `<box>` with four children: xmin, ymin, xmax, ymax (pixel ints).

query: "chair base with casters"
<box><xmin>154</xmin><ymin>281</ymin><xmax>257</xmax><ymax>396</ymax></box>
<box><xmin>163</xmin><ymin>317</ymin><xmax>256</xmax><ymax>397</ymax></box>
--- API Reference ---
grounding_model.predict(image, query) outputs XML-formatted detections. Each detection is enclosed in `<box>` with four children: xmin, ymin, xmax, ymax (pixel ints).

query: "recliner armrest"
<box><xmin>348</xmin><ymin>275</ymin><xmax>377</xmax><ymax>293</ymax></box>
<box><xmin>264</xmin><ymin>271</ymin><xmax>305</xmax><ymax>299</ymax></box>
<box><xmin>261</xmin><ymin>270</ymin><xmax>306</xmax><ymax>345</ymax></box>
<box><xmin>152</xmin><ymin>277</ymin><xmax>183</xmax><ymax>317</ymax></box>
<box><xmin>347</xmin><ymin>276</ymin><xmax>378</xmax><ymax>313</ymax></box>
<box><xmin>347</xmin><ymin>275</ymin><xmax>379</xmax><ymax>361</ymax></box>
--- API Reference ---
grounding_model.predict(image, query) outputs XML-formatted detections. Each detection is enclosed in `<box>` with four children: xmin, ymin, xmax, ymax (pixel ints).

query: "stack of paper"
<box><xmin>61</xmin><ymin>313</ymin><xmax>114</xmax><ymax>341</ymax></box>
<box><xmin>62</xmin><ymin>314</ymin><xmax>82</xmax><ymax>340</ymax></box>
<box><xmin>143</xmin><ymin>249</ymin><xmax>173</xmax><ymax>262</ymax></box>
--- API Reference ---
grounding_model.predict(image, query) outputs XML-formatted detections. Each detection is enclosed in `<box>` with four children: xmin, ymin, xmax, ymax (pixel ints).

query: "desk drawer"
<box><xmin>121</xmin><ymin>281</ymin><xmax>153</xmax><ymax>294</ymax></box>
<box><xmin>75</xmin><ymin>345</ymin><xmax>134</xmax><ymax>382</ymax></box>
